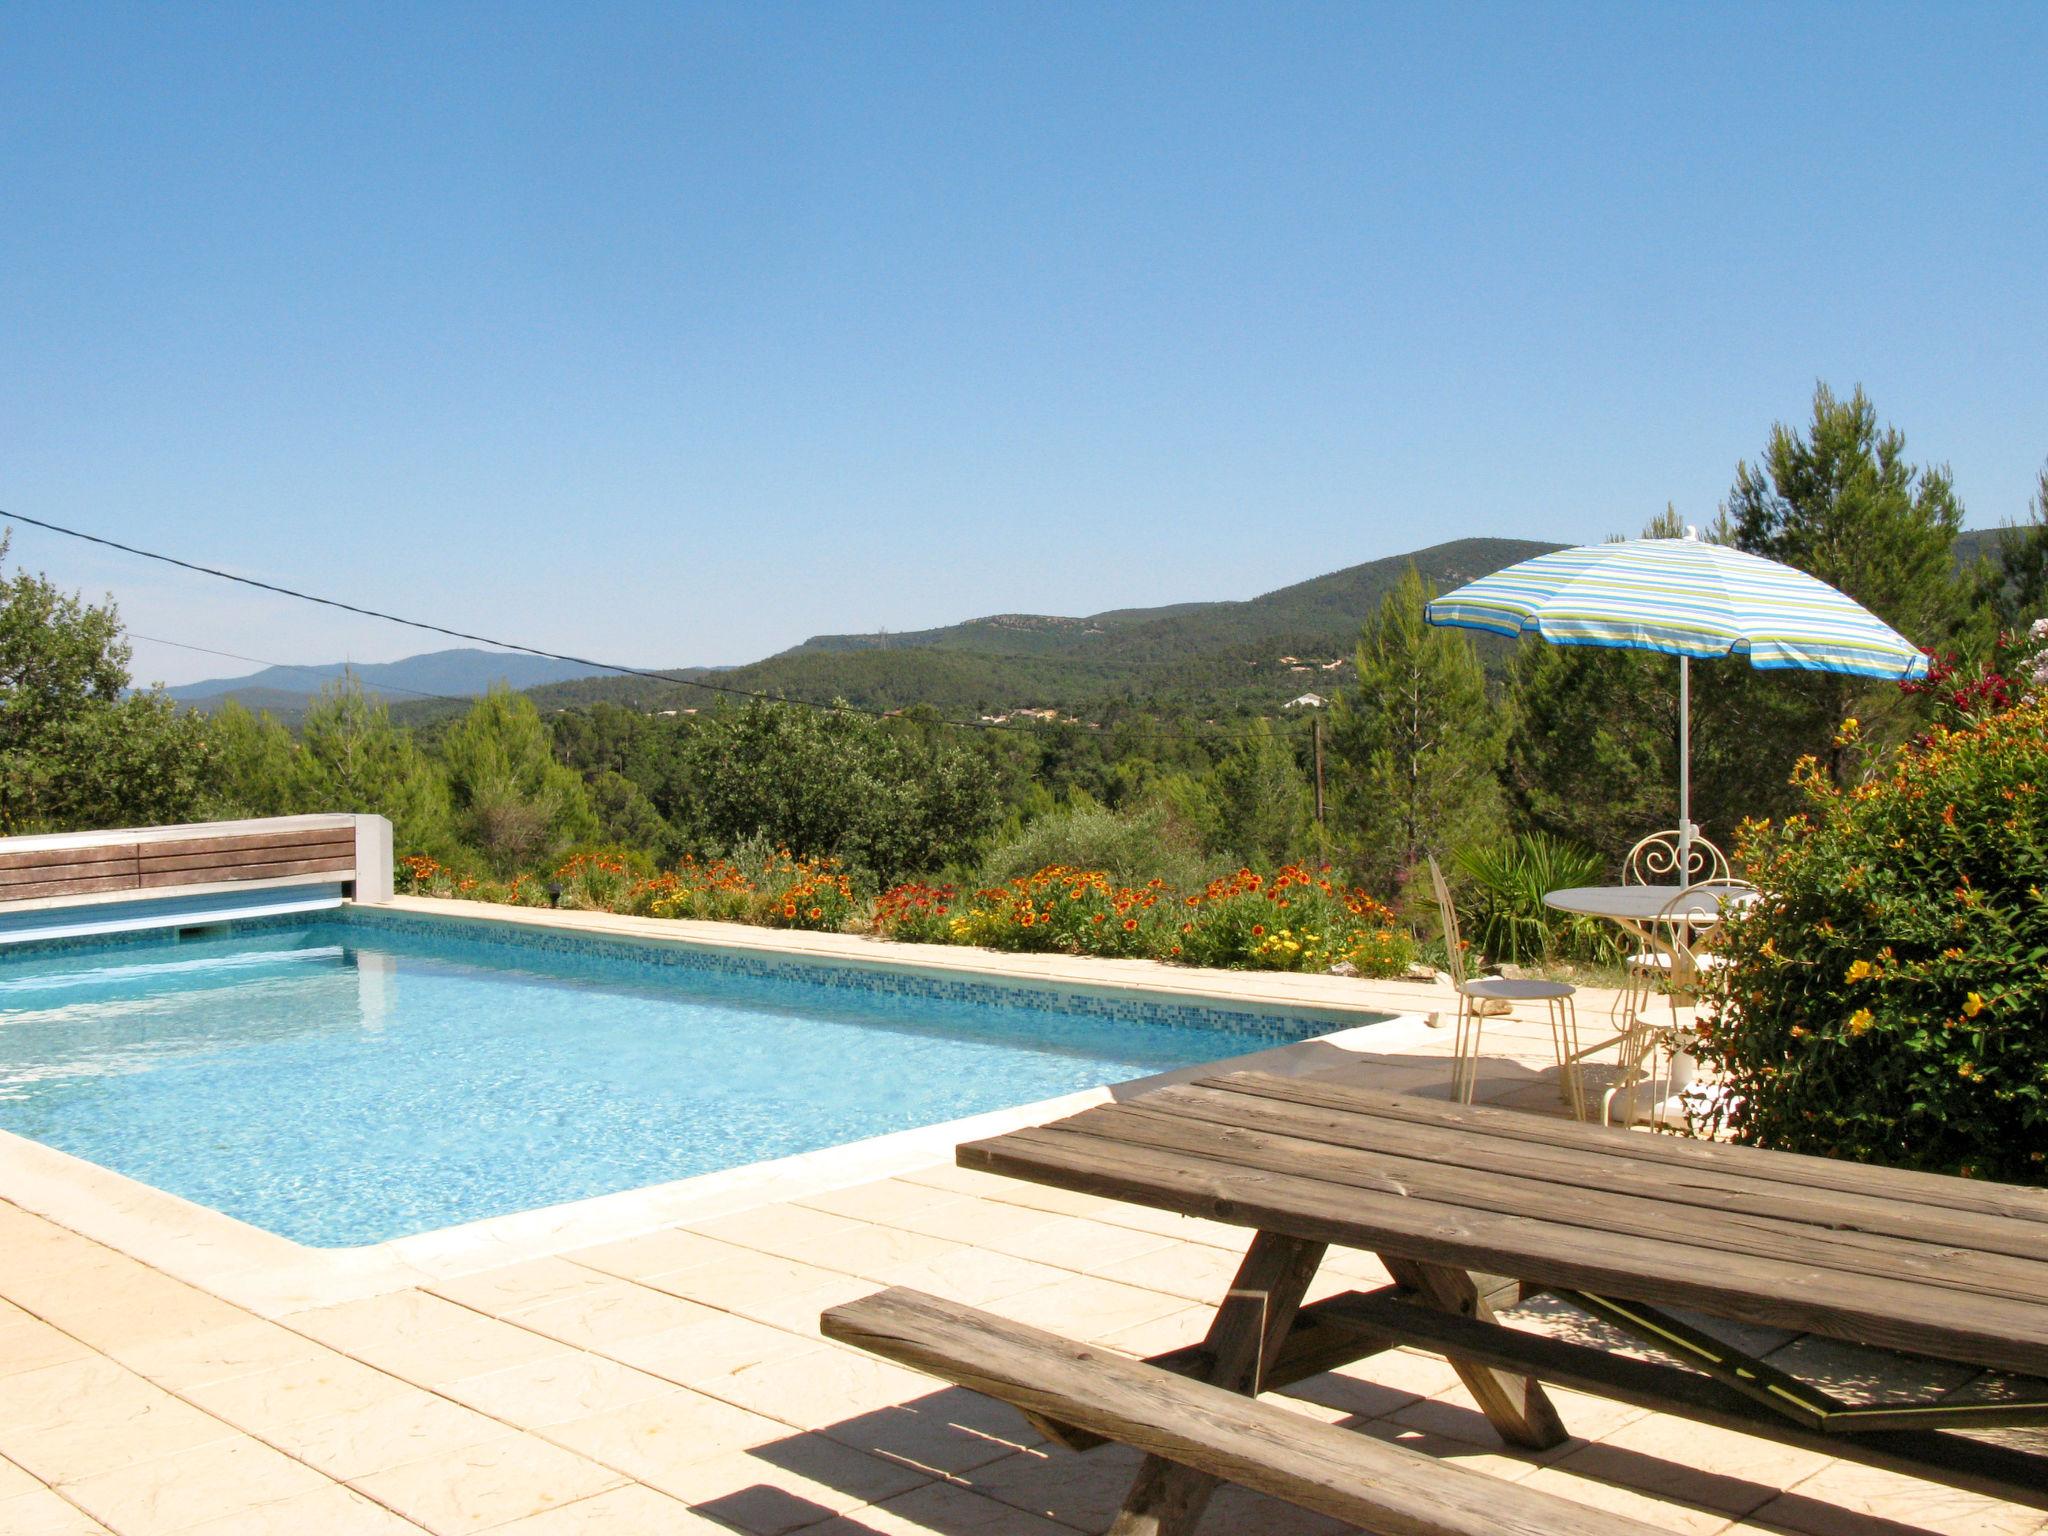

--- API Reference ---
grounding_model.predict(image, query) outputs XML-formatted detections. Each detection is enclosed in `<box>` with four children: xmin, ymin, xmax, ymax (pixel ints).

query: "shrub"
<box><xmin>947</xmin><ymin>868</ymin><xmax>1173</xmax><ymax>958</ymax></box>
<box><xmin>1175</xmin><ymin>866</ymin><xmax>1410</xmax><ymax>975</ymax></box>
<box><xmin>639</xmin><ymin>856</ymin><xmax>756</xmax><ymax>923</ymax></box>
<box><xmin>1454</xmin><ymin>833</ymin><xmax>1619</xmax><ymax>967</ymax></box>
<box><xmin>1696</xmin><ymin>706</ymin><xmax>2048</xmax><ymax>1182</ymax></box>
<box><xmin>670</xmin><ymin>702</ymin><xmax>1001</xmax><ymax>880</ymax></box>
<box><xmin>976</xmin><ymin>804</ymin><xmax>1209</xmax><ymax>891</ymax></box>
<box><xmin>755</xmin><ymin>851</ymin><xmax>859</xmax><ymax>932</ymax></box>
<box><xmin>551</xmin><ymin>850</ymin><xmax>636</xmax><ymax>912</ymax></box>
<box><xmin>871</xmin><ymin>882</ymin><xmax>959</xmax><ymax>944</ymax></box>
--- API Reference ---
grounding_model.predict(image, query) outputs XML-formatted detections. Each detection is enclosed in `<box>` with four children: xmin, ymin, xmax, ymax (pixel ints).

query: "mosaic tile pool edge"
<box><xmin>330</xmin><ymin>905</ymin><xmax>1385</xmax><ymax>1043</ymax></box>
<box><xmin>0</xmin><ymin>902</ymin><xmax>1394</xmax><ymax>1046</ymax></box>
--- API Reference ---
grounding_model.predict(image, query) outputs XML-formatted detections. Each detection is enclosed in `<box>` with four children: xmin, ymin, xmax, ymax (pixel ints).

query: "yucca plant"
<box><xmin>1453</xmin><ymin>833</ymin><xmax>1619</xmax><ymax>967</ymax></box>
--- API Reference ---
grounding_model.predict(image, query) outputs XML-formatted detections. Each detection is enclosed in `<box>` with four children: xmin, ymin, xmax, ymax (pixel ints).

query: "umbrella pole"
<box><xmin>1678</xmin><ymin>654</ymin><xmax>1692</xmax><ymax>877</ymax></box>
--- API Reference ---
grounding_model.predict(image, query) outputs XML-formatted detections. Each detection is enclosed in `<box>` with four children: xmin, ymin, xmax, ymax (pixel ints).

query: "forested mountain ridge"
<box><xmin>777</xmin><ymin>536</ymin><xmax>1560</xmax><ymax>663</ymax></box>
<box><xmin>168</xmin><ymin>647</ymin><xmax>615</xmax><ymax>715</ymax></box>
<box><xmin>512</xmin><ymin>536</ymin><xmax>1563</xmax><ymax>720</ymax></box>
<box><xmin>200</xmin><ymin>529</ymin><xmax>2009</xmax><ymax>728</ymax></box>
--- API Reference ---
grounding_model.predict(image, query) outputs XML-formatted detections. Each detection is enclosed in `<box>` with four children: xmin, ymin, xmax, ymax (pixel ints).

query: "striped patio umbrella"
<box><xmin>1424</xmin><ymin>529</ymin><xmax>1929</xmax><ymax>852</ymax></box>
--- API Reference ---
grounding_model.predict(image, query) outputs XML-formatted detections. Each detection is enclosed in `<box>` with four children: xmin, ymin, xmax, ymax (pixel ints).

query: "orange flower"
<box><xmin>1122</xmin><ymin>917</ymin><xmax>1138</xmax><ymax>931</ymax></box>
<box><xmin>1251</xmin><ymin>924</ymin><xmax>1266</xmax><ymax>937</ymax></box>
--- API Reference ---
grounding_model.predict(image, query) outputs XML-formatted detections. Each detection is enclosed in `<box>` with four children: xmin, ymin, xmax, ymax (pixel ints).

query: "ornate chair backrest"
<box><xmin>1427</xmin><ymin>855</ymin><xmax>1468</xmax><ymax>989</ymax></box>
<box><xmin>1624</xmin><ymin>829</ymin><xmax>1730</xmax><ymax>888</ymax></box>
<box><xmin>1656</xmin><ymin>878</ymin><xmax>1755</xmax><ymax>998</ymax></box>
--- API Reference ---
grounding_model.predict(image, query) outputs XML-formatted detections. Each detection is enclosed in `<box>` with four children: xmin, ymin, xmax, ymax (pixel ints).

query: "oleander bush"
<box><xmin>1695</xmin><ymin>704</ymin><xmax>2048</xmax><ymax>1182</ymax></box>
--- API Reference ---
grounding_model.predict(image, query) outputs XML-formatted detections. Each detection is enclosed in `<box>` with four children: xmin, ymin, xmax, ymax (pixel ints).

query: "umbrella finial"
<box><xmin>1683</xmin><ymin>524</ymin><xmax>1699</xmax><ymax>542</ymax></box>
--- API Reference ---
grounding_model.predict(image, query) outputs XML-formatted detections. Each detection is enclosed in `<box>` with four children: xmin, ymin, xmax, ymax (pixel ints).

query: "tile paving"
<box><xmin>2</xmin><ymin>995</ymin><xmax>2044</xmax><ymax>1535</ymax></box>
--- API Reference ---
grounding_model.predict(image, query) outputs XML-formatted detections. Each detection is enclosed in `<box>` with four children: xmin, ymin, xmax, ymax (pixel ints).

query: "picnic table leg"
<box><xmin>1106</xmin><ymin>1230</ymin><xmax>1327</xmax><ymax>1536</ymax></box>
<box><xmin>1382</xmin><ymin>1255</ymin><xmax>1570</xmax><ymax>1450</ymax></box>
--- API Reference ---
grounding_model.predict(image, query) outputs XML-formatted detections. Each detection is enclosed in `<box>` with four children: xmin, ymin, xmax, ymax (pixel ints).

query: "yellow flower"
<box><xmin>1843</xmin><ymin>959</ymin><xmax>1874</xmax><ymax>984</ymax></box>
<box><xmin>1847</xmin><ymin>1008</ymin><xmax>1875</xmax><ymax>1036</ymax></box>
<box><xmin>1963</xmin><ymin>992</ymin><xmax>1987</xmax><ymax>1018</ymax></box>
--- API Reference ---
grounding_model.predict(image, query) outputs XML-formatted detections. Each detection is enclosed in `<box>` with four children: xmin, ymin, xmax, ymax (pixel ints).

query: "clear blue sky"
<box><xmin>4</xmin><ymin>3</ymin><xmax>2044</xmax><ymax>685</ymax></box>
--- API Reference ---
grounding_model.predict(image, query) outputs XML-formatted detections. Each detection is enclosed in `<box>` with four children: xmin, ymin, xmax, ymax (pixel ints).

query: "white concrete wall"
<box><xmin>351</xmin><ymin>815</ymin><xmax>394</xmax><ymax>903</ymax></box>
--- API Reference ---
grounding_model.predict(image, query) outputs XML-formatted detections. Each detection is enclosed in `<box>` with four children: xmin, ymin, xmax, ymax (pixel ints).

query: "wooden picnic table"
<box><xmin>951</xmin><ymin>1070</ymin><xmax>2048</xmax><ymax>1531</ymax></box>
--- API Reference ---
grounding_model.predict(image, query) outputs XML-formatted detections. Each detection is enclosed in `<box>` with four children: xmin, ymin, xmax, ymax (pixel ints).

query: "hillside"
<box><xmin>342</xmin><ymin>527</ymin><xmax>2025</xmax><ymax>730</ymax></box>
<box><xmin>169</xmin><ymin>647</ymin><xmax>616</xmax><ymax>716</ymax></box>
<box><xmin>517</xmin><ymin>537</ymin><xmax>1560</xmax><ymax>719</ymax></box>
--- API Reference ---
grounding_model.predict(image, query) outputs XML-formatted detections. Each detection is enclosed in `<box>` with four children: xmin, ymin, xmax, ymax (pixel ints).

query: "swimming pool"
<box><xmin>0</xmin><ymin>909</ymin><xmax>1377</xmax><ymax>1247</ymax></box>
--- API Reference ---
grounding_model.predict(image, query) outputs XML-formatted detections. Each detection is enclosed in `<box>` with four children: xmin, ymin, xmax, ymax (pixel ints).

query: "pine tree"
<box><xmin>1994</xmin><ymin>460</ymin><xmax>2048</xmax><ymax>629</ymax></box>
<box><xmin>1326</xmin><ymin>565</ymin><xmax>1504</xmax><ymax>895</ymax></box>
<box><xmin>439</xmin><ymin>686</ymin><xmax>597</xmax><ymax>872</ymax></box>
<box><xmin>292</xmin><ymin>675</ymin><xmax>454</xmax><ymax>855</ymax></box>
<box><xmin>205</xmin><ymin>701</ymin><xmax>299</xmax><ymax>818</ymax></box>
<box><xmin>1205</xmin><ymin>718</ymin><xmax>1310</xmax><ymax>868</ymax></box>
<box><xmin>1720</xmin><ymin>384</ymin><xmax>1971</xmax><ymax>782</ymax></box>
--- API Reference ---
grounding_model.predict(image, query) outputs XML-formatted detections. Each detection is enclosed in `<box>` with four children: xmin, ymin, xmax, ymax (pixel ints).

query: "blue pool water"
<box><xmin>0</xmin><ymin>912</ymin><xmax>1363</xmax><ymax>1246</ymax></box>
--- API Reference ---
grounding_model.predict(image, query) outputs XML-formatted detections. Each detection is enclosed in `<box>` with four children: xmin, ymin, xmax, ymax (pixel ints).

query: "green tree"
<box><xmin>1504</xmin><ymin>508</ymin><xmax>1687</xmax><ymax>856</ymax></box>
<box><xmin>672</xmin><ymin>701</ymin><xmax>1000</xmax><ymax>880</ymax></box>
<box><xmin>0</xmin><ymin>535</ymin><xmax>211</xmax><ymax>832</ymax></box>
<box><xmin>1721</xmin><ymin>383</ymin><xmax>1971</xmax><ymax>782</ymax></box>
<box><xmin>440</xmin><ymin>686</ymin><xmax>596</xmax><ymax>872</ymax></box>
<box><xmin>206</xmin><ymin>701</ymin><xmax>299</xmax><ymax>819</ymax></box>
<box><xmin>290</xmin><ymin>676</ymin><xmax>454</xmax><ymax>853</ymax></box>
<box><xmin>1205</xmin><ymin>719</ymin><xmax>1311</xmax><ymax>868</ymax></box>
<box><xmin>587</xmin><ymin>768</ymin><xmax>674</xmax><ymax>856</ymax></box>
<box><xmin>1326</xmin><ymin>565</ymin><xmax>1505</xmax><ymax>895</ymax></box>
<box><xmin>1993</xmin><ymin>460</ymin><xmax>2048</xmax><ymax>630</ymax></box>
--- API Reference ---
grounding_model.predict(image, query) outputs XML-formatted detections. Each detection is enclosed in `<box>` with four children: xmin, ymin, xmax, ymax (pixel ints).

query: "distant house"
<box><xmin>1284</xmin><ymin>692</ymin><xmax>1327</xmax><ymax>710</ymax></box>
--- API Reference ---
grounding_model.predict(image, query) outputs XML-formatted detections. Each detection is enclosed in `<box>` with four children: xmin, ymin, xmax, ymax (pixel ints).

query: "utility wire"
<box><xmin>4</xmin><ymin>509</ymin><xmax>1307</xmax><ymax>743</ymax></box>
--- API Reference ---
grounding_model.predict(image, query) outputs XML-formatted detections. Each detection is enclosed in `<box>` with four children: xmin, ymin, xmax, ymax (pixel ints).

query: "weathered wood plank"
<box><xmin>1109</xmin><ymin>1232</ymin><xmax>1325</xmax><ymax>1535</ymax></box>
<box><xmin>0</xmin><ymin>844</ymin><xmax>138</xmax><ymax>874</ymax></box>
<box><xmin>822</xmin><ymin>1287</ymin><xmax>1667</xmax><ymax>1536</ymax></box>
<box><xmin>1126</xmin><ymin>1083</ymin><xmax>2048</xmax><ymax>1262</ymax></box>
<box><xmin>0</xmin><ymin>859</ymin><xmax>135</xmax><ymax>887</ymax></box>
<box><xmin>1035</xmin><ymin>1277</ymin><xmax>1527</xmax><ymax>1454</ymax></box>
<box><xmin>1383</xmin><ymin>1256</ymin><xmax>1568</xmax><ymax>1450</ymax></box>
<box><xmin>136</xmin><ymin>840</ymin><xmax>354</xmax><ymax>874</ymax></box>
<box><xmin>0</xmin><ymin>872</ymin><xmax>141</xmax><ymax>902</ymax></box>
<box><xmin>1205</xmin><ymin>1073</ymin><xmax>2048</xmax><ymax>1224</ymax></box>
<box><xmin>958</xmin><ymin>1125</ymin><xmax>2048</xmax><ymax>1377</ymax></box>
<box><xmin>134</xmin><ymin>827</ymin><xmax>355</xmax><ymax>858</ymax></box>
<box><xmin>135</xmin><ymin>855</ymin><xmax>353</xmax><ymax>888</ymax></box>
<box><xmin>1056</xmin><ymin>1104</ymin><xmax>2048</xmax><ymax>1301</ymax></box>
<box><xmin>1314</xmin><ymin>1289</ymin><xmax>2048</xmax><ymax>1511</ymax></box>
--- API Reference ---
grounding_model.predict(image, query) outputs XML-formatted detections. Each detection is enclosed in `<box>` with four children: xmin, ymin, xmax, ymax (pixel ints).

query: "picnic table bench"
<box><xmin>824</xmin><ymin>1071</ymin><xmax>2048</xmax><ymax>1535</ymax></box>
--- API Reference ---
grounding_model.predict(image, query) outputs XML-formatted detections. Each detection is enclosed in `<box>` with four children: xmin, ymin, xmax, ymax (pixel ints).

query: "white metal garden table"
<box><xmin>1543</xmin><ymin>884</ymin><xmax>1749</xmax><ymax>1125</ymax></box>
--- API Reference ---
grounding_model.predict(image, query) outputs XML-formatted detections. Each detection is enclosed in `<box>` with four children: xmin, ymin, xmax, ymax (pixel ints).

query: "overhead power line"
<box><xmin>3</xmin><ymin>508</ymin><xmax>1303</xmax><ymax>743</ymax></box>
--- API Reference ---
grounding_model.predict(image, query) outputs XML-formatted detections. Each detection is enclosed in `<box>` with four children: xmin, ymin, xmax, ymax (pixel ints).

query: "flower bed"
<box><xmin>399</xmin><ymin>853</ymin><xmax>1415</xmax><ymax>978</ymax></box>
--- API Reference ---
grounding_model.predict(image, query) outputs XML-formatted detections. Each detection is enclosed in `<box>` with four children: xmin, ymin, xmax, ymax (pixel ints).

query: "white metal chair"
<box><xmin>1427</xmin><ymin>856</ymin><xmax>1587</xmax><ymax>1119</ymax></box>
<box><xmin>1615</xmin><ymin>830</ymin><xmax>1733</xmax><ymax>1027</ymax></box>
<box><xmin>1606</xmin><ymin>878</ymin><xmax>1754</xmax><ymax>1127</ymax></box>
<box><xmin>1622</xmin><ymin>828</ymin><xmax>1730</xmax><ymax>887</ymax></box>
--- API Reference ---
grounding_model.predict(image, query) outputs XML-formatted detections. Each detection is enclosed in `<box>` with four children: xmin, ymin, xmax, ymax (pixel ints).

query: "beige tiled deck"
<box><xmin>3</xmin><ymin>949</ymin><xmax>2044</xmax><ymax>1534</ymax></box>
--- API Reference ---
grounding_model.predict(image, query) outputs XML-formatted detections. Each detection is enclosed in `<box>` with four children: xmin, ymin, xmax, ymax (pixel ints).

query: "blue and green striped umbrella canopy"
<box><xmin>1424</xmin><ymin>535</ymin><xmax>1929</xmax><ymax>679</ymax></box>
